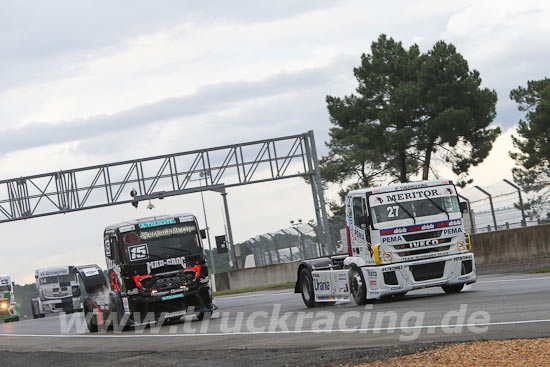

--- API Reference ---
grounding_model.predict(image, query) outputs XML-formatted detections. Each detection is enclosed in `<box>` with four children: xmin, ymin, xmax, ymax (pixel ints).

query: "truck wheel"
<box><xmin>196</xmin><ymin>312</ymin><xmax>205</xmax><ymax>321</ymax></box>
<box><xmin>109</xmin><ymin>293</ymin><xmax>131</xmax><ymax>331</ymax></box>
<box><xmin>442</xmin><ymin>284</ymin><xmax>464</xmax><ymax>294</ymax></box>
<box><xmin>350</xmin><ymin>268</ymin><xmax>367</xmax><ymax>305</ymax></box>
<box><xmin>83</xmin><ymin>298</ymin><xmax>98</xmax><ymax>333</ymax></box>
<box><xmin>299</xmin><ymin>269</ymin><xmax>317</xmax><ymax>308</ymax></box>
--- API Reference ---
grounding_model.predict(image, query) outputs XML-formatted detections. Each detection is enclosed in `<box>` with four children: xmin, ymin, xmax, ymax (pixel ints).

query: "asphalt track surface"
<box><xmin>1</xmin><ymin>272</ymin><xmax>550</xmax><ymax>366</ymax></box>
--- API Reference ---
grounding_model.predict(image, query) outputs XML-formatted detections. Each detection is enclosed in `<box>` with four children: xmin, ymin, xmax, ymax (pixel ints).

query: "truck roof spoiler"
<box><xmin>72</xmin><ymin>265</ymin><xmax>109</xmax><ymax>296</ymax></box>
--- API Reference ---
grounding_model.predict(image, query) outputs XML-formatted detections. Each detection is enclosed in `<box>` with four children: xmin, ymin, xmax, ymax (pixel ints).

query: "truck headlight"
<box><xmin>0</xmin><ymin>301</ymin><xmax>8</xmax><ymax>310</ymax></box>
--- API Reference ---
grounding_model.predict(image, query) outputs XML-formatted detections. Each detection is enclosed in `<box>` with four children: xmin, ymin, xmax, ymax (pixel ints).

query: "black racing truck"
<box><xmin>76</xmin><ymin>213</ymin><xmax>215</xmax><ymax>332</ymax></box>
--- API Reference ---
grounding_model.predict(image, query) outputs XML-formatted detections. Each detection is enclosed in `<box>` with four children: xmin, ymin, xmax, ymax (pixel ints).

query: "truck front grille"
<box><xmin>402</xmin><ymin>231</ymin><xmax>442</xmax><ymax>241</ymax></box>
<box><xmin>410</xmin><ymin>261</ymin><xmax>445</xmax><ymax>281</ymax></box>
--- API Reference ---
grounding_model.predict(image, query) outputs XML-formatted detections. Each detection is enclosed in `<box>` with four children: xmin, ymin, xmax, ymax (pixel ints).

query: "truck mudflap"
<box><xmin>311</xmin><ymin>269</ymin><xmax>351</xmax><ymax>303</ymax></box>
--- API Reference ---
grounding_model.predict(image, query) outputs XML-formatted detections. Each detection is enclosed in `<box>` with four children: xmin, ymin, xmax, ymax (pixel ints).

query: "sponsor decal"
<box><xmin>139</xmin><ymin>218</ymin><xmax>176</xmax><ymax>229</ymax></box>
<box><xmin>457</xmin><ymin>242</ymin><xmax>466</xmax><ymax>251</ymax></box>
<box><xmin>409</xmin><ymin>239</ymin><xmax>439</xmax><ymax>248</ymax></box>
<box><xmin>106</xmin><ymin>258</ymin><xmax>122</xmax><ymax>276</ymax></box>
<box><xmin>390</xmin><ymin>286</ymin><xmax>403</xmax><ymax>290</ymax></box>
<box><xmin>313</xmin><ymin>279</ymin><xmax>330</xmax><ymax>291</ymax></box>
<box><xmin>442</xmin><ymin>228</ymin><xmax>463</xmax><ymax>235</ymax></box>
<box><xmin>104</xmin><ymin>239</ymin><xmax>111</xmax><ymax>256</ymax></box>
<box><xmin>38</xmin><ymin>267</ymin><xmax>69</xmax><ymax>278</ymax></box>
<box><xmin>164</xmin><ymin>310</ymin><xmax>186</xmax><ymax>318</ymax></box>
<box><xmin>458</xmin><ymin>276</ymin><xmax>470</xmax><ymax>281</ymax></box>
<box><xmin>368</xmin><ymin>271</ymin><xmax>377</xmax><ymax>278</ymax></box>
<box><xmin>0</xmin><ymin>279</ymin><xmax>8</xmax><ymax>285</ymax></box>
<box><xmin>369</xmin><ymin>280</ymin><xmax>377</xmax><ymax>286</ymax></box>
<box><xmin>126</xmin><ymin>288</ymin><xmax>139</xmax><ymax>296</ymax></box>
<box><xmin>129</xmin><ymin>244</ymin><xmax>149</xmax><ymax>261</ymax></box>
<box><xmin>82</xmin><ymin>268</ymin><xmax>100</xmax><ymax>277</ymax></box>
<box><xmin>146</xmin><ymin>256</ymin><xmax>186</xmax><ymax>274</ymax></box>
<box><xmin>372</xmin><ymin>186</ymin><xmax>457</xmax><ymax>204</ymax></box>
<box><xmin>380</xmin><ymin>219</ymin><xmax>462</xmax><ymax>236</ymax></box>
<box><xmin>139</xmin><ymin>224</ymin><xmax>197</xmax><ymax>240</ymax></box>
<box><xmin>382</xmin><ymin>265</ymin><xmax>405</xmax><ymax>271</ymax></box>
<box><xmin>383</xmin><ymin>252</ymin><xmax>393</xmax><ymax>262</ymax></box>
<box><xmin>119</xmin><ymin>225</ymin><xmax>135</xmax><ymax>233</ymax></box>
<box><xmin>382</xmin><ymin>235</ymin><xmax>403</xmax><ymax>243</ymax></box>
<box><xmin>400</xmin><ymin>252</ymin><xmax>449</xmax><ymax>262</ymax></box>
<box><xmin>161</xmin><ymin>293</ymin><xmax>185</xmax><ymax>301</ymax></box>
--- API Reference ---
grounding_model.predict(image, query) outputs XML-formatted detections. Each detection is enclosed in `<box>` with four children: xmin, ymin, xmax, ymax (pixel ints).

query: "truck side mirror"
<box><xmin>200</xmin><ymin>229</ymin><xmax>207</xmax><ymax>239</ymax></box>
<box><xmin>459</xmin><ymin>201</ymin><xmax>469</xmax><ymax>214</ymax></box>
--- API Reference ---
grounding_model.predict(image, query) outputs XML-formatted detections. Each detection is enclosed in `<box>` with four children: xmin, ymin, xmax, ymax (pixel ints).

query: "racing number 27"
<box><xmin>387</xmin><ymin>206</ymin><xmax>400</xmax><ymax>218</ymax></box>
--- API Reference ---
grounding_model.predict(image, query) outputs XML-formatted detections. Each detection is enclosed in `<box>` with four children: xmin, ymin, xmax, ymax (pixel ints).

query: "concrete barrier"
<box><xmin>215</xmin><ymin>261</ymin><xmax>300</xmax><ymax>292</ymax></box>
<box><xmin>471</xmin><ymin>223</ymin><xmax>550</xmax><ymax>265</ymax></box>
<box><xmin>215</xmin><ymin>224</ymin><xmax>550</xmax><ymax>291</ymax></box>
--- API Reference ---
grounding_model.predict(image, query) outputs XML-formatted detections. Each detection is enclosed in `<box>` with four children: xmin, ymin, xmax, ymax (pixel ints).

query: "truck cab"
<box><xmin>0</xmin><ymin>275</ymin><xmax>19</xmax><ymax>323</ymax></box>
<box><xmin>80</xmin><ymin>213</ymin><xmax>214</xmax><ymax>332</ymax></box>
<box><xmin>31</xmin><ymin>266</ymin><xmax>83</xmax><ymax>318</ymax></box>
<box><xmin>295</xmin><ymin>180</ymin><xmax>476</xmax><ymax>307</ymax></box>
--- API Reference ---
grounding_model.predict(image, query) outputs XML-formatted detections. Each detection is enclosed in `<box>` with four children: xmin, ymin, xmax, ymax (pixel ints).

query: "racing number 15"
<box><xmin>387</xmin><ymin>205</ymin><xmax>400</xmax><ymax>218</ymax></box>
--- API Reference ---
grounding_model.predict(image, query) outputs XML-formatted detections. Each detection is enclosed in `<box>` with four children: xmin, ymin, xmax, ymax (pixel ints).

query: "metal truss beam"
<box><xmin>0</xmin><ymin>131</ymin><xmax>335</xmax><ymax>252</ymax></box>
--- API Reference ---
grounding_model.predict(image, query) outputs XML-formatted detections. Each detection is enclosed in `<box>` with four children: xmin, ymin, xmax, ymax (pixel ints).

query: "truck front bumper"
<box><xmin>362</xmin><ymin>252</ymin><xmax>476</xmax><ymax>299</ymax></box>
<box><xmin>41</xmin><ymin>297</ymin><xmax>83</xmax><ymax>313</ymax></box>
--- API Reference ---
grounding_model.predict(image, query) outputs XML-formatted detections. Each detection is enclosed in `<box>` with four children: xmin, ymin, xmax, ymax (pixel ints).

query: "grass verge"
<box><xmin>213</xmin><ymin>282</ymin><xmax>295</xmax><ymax>297</ymax></box>
<box><xmin>526</xmin><ymin>267</ymin><xmax>550</xmax><ymax>274</ymax></box>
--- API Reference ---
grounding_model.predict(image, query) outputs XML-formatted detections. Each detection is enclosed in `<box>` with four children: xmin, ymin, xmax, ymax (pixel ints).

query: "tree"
<box><xmin>321</xmin><ymin>34</ymin><xmax>499</xmax><ymax>213</ymax></box>
<box><xmin>416</xmin><ymin>41</ymin><xmax>500</xmax><ymax>184</ymax></box>
<box><xmin>509</xmin><ymin>78</ymin><xmax>550</xmax><ymax>219</ymax></box>
<box><xmin>510</xmin><ymin>78</ymin><xmax>550</xmax><ymax>191</ymax></box>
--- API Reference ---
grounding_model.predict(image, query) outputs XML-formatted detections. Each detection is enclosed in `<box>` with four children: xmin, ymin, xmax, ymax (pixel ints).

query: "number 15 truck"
<box><xmin>296</xmin><ymin>180</ymin><xmax>476</xmax><ymax>307</ymax></box>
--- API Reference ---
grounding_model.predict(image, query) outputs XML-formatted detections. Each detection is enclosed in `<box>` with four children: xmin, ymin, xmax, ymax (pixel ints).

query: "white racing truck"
<box><xmin>31</xmin><ymin>266</ymin><xmax>83</xmax><ymax>318</ymax></box>
<box><xmin>295</xmin><ymin>179</ymin><xmax>476</xmax><ymax>306</ymax></box>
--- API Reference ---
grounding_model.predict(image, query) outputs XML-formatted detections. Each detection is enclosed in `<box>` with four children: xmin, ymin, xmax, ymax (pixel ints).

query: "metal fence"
<box><xmin>458</xmin><ymin>179</ymin><xmax>549</xmax><ymax>234</ymax></box>
<box><xmin>230</xmin><ymin>220</ymin><xmax>345</xmax><ymax>269</ymax></box>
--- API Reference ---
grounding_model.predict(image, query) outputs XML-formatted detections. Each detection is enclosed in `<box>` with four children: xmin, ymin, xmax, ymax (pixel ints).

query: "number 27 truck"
<box><xmin>296</xmin><ymin>180</ymin><xmax>476</xmax><ymax>306</ymax></box>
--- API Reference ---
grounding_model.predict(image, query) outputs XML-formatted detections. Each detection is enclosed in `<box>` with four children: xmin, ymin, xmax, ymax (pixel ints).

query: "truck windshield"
<box><xmin>371</xmin><ymin>196</ymin><xmax>460</xmax><ymax>226</ymax></box>
<box><xmin>0</xmin><ymin>285</ymin><xmax>11</xmax><ymax>292</ymax></box>
<box><xmin>39</xmin><ymin>274</ymin><xmax>75</xmax><ymax>285</ymax></box>
<box><xmin>120</xmin><ymin>221</ymin><xmax>202</xmax><ymax>264</ymax></box>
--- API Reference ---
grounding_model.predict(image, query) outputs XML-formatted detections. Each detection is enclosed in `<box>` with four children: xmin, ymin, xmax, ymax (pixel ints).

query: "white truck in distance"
<box><xmin>295</xmin><ymin>180</ymin><xmax>476</xmax><ymax>306</ymax></box>
<box><xmin>31</xmin><ymin>266</ymin><xmax>83</xmax><ymax>318</ymax></box>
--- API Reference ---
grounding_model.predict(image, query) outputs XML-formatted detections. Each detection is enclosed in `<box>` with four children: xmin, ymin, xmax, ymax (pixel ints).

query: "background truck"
<box><xmin>295</xmin><ymin>179</ymin><xmax>476</xmax><ymax>307</ymax></box>
<box><xmin>78</xmin><ymin>213</ymin><xmax>215</xmax><ymax>332</ymax></box>
<box><xmin>31</xmin><ymin>266</ymin><xmax>83</xmax><ymax>318</ymax></box>
<box><xmin>0</xmin><ymin>275</ymin><xmax>20</xmax><ymax>323</ymax></box>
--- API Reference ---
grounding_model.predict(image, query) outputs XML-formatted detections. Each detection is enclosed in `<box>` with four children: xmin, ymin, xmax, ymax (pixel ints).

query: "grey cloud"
<box><xmin>0</xmin><ymin>1</ymin><xmax>336</xmax><ymax>92</ymax></box>
<box><xmin>0</xmin><ymin>57</ymin><xmax>353</xmax><ymax>157</ymax></box>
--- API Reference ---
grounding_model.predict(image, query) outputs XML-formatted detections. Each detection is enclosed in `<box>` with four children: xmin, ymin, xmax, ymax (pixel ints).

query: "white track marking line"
<box><xmin>477</xmin><ymin>276</ymin><xmax>550</xmax><ymax>284</ymax></box>
<box><xmin>219</xmin><ymin>276</ymin><xmax>550</xmax><ymax>299</ymax></box>
<box><xmin>2</xmin><ymin>319</ymin><xmax>550</xmax><ymax>338</ymax></box>
<box><xmin>217</xmin><ymin>292</ymin><xmax>294</xmax><ymax>299</ymax></box>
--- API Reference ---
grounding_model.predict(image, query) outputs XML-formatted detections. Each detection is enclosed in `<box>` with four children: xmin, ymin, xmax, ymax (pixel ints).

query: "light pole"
<box><xmin>290</xmin><ymin>219</ymin><xmax>307</xmax><ymax>259</ymax></box>
<box><xmin>192</xmin><ymin>172</ymin><xmax>216</xmax><ymax>274</ymax></box>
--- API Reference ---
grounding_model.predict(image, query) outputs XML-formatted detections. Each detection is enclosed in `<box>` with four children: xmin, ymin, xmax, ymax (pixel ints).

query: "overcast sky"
<box><xmin>1</xmin><ymin>0</ymin><xmax>549</xmax><ymax>283</ymax></box>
